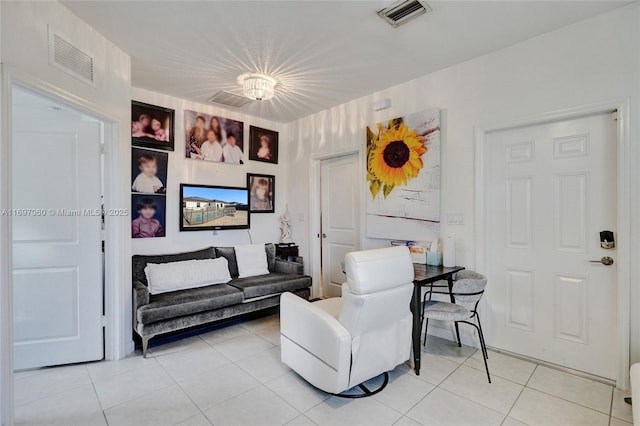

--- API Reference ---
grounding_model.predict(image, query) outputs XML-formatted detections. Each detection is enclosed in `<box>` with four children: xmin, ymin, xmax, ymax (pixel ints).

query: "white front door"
<box><xmin>12</xmin><ymin>92</ymin><xmax>104</xmax><ymax>369</ymax></box>
<box><xmin>484</xmin><ymin>112</ymin><xmax>617</xmax><ymax>380</ymax></box>
<box><xmin>321</xmin><ymin>154</ymin><xmax>359</xmax><ymax>298</ymax></box>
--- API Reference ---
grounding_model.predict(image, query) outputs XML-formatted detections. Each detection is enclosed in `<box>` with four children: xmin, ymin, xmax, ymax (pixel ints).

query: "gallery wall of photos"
<box><xmin>130</xmin><ymin>100</ymin><xmax>279</xmax><ymax>239</ymax></box>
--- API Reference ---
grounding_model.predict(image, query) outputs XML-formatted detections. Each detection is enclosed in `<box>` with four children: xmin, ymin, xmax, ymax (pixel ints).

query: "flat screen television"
<box><xmin>180</xmin><ymin>184</ymin><xmax>250</xmax><ymax>231</ymax></box>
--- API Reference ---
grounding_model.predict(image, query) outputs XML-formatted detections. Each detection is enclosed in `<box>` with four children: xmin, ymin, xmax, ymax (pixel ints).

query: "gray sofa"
<box><xmin>132</xmin><ymin>243</ymin><xmax>311</xmax><ymax>357</ymax></box>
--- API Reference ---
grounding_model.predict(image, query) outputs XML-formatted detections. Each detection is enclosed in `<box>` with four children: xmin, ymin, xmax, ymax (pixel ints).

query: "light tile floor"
<box><xmin>14</xmin><ymin>314</ymin><xmax>633</xmax><ymax>426</ymax></box>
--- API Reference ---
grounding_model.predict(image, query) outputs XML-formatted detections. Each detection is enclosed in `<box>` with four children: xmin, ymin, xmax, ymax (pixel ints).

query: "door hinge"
<box><xmin>612</xmin><ymin>111</ymin><xmax>619</xmax><ymax>121</ymax></box>
<box><xmin>101</xmin><ymin>315</ymin><xmax>107</xmax><ymax>327</ymax></box>
<box><xmin>100</xmin><ymin>144</ymin><xmax>106</xmax><ymax>154</ymax></box>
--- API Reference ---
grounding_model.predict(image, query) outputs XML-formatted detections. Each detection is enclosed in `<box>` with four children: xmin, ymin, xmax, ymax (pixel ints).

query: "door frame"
<box><xmin>309</xmin><ymin>149</ymin><xmax>363</xmax><ymax>299</ymax></box>
<box><xmin>474</xmin><ymin>99</ymin><xmax>631</xmax><ymax>389</ymax></box>
<box><xmin>0</xmin><ymin>65</ymin><xmax>130</xmax><ymax>423</ymax></box>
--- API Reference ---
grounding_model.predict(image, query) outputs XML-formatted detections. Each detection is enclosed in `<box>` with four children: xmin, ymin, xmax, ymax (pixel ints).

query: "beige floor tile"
<box><xmin>286</xmin><ymin>415</ymin><xmax>318</xmax><ymax>426</ymax></box>
<box><xmin>393</xmin><ymin>416</ymin><xmax>422</xmax><ymax>426</ymax></box>
<box><xmin>526</xmin><ymin>366</ymin><xmax>613</xmax><ymax>414</ymax></box>
<box><xmin>178</xmin><ymin>363</ymin><xmax>259</xmax><ymax>411</ymax></box>
<box><xmin>509</xmin><ymin>388</ymin><xmax>609</xmax><ymax>426</ymax></box>
<box><xmin>204</xmin><ymin>386</ymin><xmax>298</xmax><ymax>426</ymax></box>
<box><xmin>104</xmin><ymin>385</ymin><xmax>199</xmax><ymax>426</ymax></box>
<box><xmin>173</xmin><ymin>413</ymin><xmax>213</xmax><ymax>426</ymax></box>
<box><xmin>373</xmin><ymin>370</ymin><xmax>435</xmax><ymax>414</ymax></box>
<box><xmin>610</xmin><ymin>417</ymin><xmax>632</xmax><ymax>426</ymax></box>
<box><xmin>465</xmin><ymin>350</ymin><xmax>536</xmax><ymax>385</ymax></box>
<box><xmin>306</xmin><ymin>395</ymin><xmax>403</xmax><ymax>426</ymax></box>
<box><xmin>236</xmin><ymin>346</ymin><xmax>291</xmax><ymax>383</ymax></box>
<box><xmin>93</xmin><ymin>363</ymin><xmax>175</xmax><ymax>409</ymax></box>
<box><xmin>86</xmin><ymin>354</ymin><xmax>158</xmax><ymax>382</ymax></box>
<box><xmin>439</xmin><ymin>365</ymin><xmax>523</xmax><ymax>414</ymax></box>
<box><xmin>260</xmin><ymin>324</ymin><xmax>282</xmax><ymax>346</ymax></box>
<box><xmin>406</xmin><ymin>387</ymin><xmax>504</xmax><ymax>426</ymax></box>
<box><xmin>399</xmin><ymin>353</ymin><xmax>461</xmax><ymax>386</ymax></box>
<box><xmin>14</xmin><ymin>383</ymin><xmax>105</xmax><ymax>426</ymax></box>
<box><xmin>423</xmin><ymin>334</ymin><xmax>477</xmax><ymax>364</ymax></box>
<box><xmin>200</xmin><ymin>323</ymin><xmax>251</xmax><ymax>346</ymax></box>
<box><xmin>156</xmin><ymin>345</ymin><xmax>231</xmax><ymax>382</ymax></box>
<box><xmin>213</xmin><ymin>333</ymin><xmax>274</xmax><ymax>361</ymax></box>
<box><xmin>14</xmin><ymin>364</ymin><xmax>91</xmax><ymax>406</ymax></box>
<box><xmin>501</xmin><ymin>417</ymin><xmax>528</xmax><ymax>426</ymax></box>
<box><xmin>266</xmin><ymin>371</ymin><xmax>329</xmax><ymax>412</ymax></box>
<box><xmin>611</xmin><ymin>389</ymin><xmax>633</xmax><ymax>423</ymax></box>
<box><xmin>149</xmin><ymin>335</ymin><xmax>209</xmax><ymax>358</ymax></box>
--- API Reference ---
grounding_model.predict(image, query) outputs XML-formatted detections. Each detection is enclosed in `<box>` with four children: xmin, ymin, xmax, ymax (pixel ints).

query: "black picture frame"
<box><xmin>179</xmin><ymin>183</ymin><xmax>250</xmax><ymax>231</ymax></box>
<box><xmin>132</xmin><ymin>100</ymin><xmax>175</xmax><ymax>152</ymax></box>
<box><xmin>247</xmin><ymin>173</ymin><xmax>275</xmax><ymax>214</ymax></box>
<box><xmin>249</xmin><ymin>126</ymin><xmax>278</xmax><ymax>164</ymax></box>
<box><xmin>131</xmin><ymin>147</ymin><xmax>168</xmax><ymax>195</ymax></box>
<box><xmin>131</xmin><ymin>194</ymin><xmax>166</xmax><ymax>239</ymax></box>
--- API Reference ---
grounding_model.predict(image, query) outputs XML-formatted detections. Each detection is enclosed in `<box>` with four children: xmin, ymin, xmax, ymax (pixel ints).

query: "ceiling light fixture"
<box><xmin>238</xmin><ymin>73</ymin><xmax>276</xmax><ymax>101</ymax></box>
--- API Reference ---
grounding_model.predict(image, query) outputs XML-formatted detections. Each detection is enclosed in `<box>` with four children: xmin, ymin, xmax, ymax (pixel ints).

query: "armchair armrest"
<box><xmin>275</xmin><ymin>259</ymin><xmax>304</xmax><ymax>275</ymax></box>
<box><xmin>280</xmin><ymin>292</ymin><xmax>351</xmax><ymax>371</ymax></box>
<box><xmin>133</xmin><ymin>279</ymin><xmax>150</xmax><ymax>311</ymax></box>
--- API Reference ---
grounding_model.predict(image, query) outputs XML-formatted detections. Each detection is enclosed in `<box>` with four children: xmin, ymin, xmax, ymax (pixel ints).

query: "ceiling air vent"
<box><xmin>48</xmin><ymin>28</ymin><xmax>95</xmax><ymax>87</ymax></box>
<box><xmin>207</xmin><ymin>91</ymin><xmax>252</xmax><ymax>109</ymax></box>
<box><xmin>378</xmin><ymin>0</ymin><xmax>432</xmax><ymax>28</ymax></box>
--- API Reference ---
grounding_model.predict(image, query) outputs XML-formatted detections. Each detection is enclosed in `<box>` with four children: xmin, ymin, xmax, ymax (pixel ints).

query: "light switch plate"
<box><xmin>447</xmin><ymin>214</ymin><xmax>464</xmax><ymax>225</ymax></box>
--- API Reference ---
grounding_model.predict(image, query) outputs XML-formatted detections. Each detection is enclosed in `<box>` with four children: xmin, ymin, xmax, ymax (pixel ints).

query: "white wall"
<box><xmin>286</xmin><ymin>3</ymin><xmax>640</xmax><ymax>362</ymax></box>
<box><xmin>130</xmin><ymin>88</ymin><xmax>287</xmax><ymax>254</ymax></box>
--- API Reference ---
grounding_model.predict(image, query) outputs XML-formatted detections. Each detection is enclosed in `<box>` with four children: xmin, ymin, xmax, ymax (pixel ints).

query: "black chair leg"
<box><xmin>476</xmin><ymin>316</ymin><xmax>489</xmax><ymax>360</ymax></box>
<box><xmin>423</xmin><ymin>318</ymin><xmax>429</xmax><ymax>347</ymax></box>
<box><xmin>459</xmin><ymin>320</ymin><xmax>491</xmax><ymax>383</ymax></box>
<box><xmin>454</xmin><ymin>323</ymin><xmax>462</xmax><ymax>347</ymax></box>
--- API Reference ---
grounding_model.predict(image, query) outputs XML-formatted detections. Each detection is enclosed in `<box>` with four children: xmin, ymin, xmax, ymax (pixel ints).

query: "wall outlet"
<box><xmin>447</xmin><ymin>214</ymin><xmax>464</xmax><ymax>225</ymax></box>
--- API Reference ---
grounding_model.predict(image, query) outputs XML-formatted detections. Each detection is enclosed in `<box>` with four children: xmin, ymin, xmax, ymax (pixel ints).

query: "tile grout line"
<box><xmin>500</xmin><ymin>363</ymin><xmax>538</xmax><ymax>426</ymax></box>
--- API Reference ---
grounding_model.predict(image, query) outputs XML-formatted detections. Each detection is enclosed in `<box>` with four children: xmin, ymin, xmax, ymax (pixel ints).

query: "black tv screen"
<box><xmin>180</xmin><ymin>184</ymin><xmax>250</xmax><ymax>231</ymax></box>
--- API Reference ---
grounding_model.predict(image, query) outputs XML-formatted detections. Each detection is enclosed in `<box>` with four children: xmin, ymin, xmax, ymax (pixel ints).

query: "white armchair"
<box><xmin>280</xmin><ymin>246</ymin><xmax>414</xmax><ymax>397</ymax></box>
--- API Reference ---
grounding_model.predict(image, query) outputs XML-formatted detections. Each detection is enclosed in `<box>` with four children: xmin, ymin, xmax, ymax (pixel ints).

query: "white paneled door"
<box><xmin>321</xmin><ymin>154</ymin><xmax>359</xmax><ymax>298</ymax></box>
<box><xmin>485</xmin><ymin>112</ymin><xmax>617</xmax><ymax>380</ymax></box>
<box><xmin>12</xmin><ymin>109</ymin><xmax>103</xmax><ymax>369</ymax></box>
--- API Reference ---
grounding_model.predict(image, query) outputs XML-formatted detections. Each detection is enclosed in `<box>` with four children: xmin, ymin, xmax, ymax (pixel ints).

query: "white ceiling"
<box><xmin>63</xmin><ymin>1</ymin><xmax>630</xmax><ymax>123</ymax></box>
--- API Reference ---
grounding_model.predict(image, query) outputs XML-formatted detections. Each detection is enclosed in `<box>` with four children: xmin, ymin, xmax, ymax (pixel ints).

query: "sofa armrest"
<box><xmin>133</xmin><ymin>279</ymin><xmax>150</xmax><ymax>311</ymax></box>
<box><xmin>280</xmin><ymin>292</ymin><xmax>351</xmax><ymax>371</ymax></box>
<box><xmin>275</xmin><ymin>259</ymin><xmax>303</xmax><ymax>275</ymax></box>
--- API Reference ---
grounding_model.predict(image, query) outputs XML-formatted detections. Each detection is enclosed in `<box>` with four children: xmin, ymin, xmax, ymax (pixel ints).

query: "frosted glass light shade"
<box><xmin>240</xmin><ymin>74</ymin><xmax>276</xmax><ymax>101</ymax></box>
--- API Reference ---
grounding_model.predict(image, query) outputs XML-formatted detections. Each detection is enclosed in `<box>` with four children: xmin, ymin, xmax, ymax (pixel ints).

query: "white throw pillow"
<box><xmin>144</xmin><ymin>258</ymin><xmax>232</xmax><ymax>295</ymax></box>
<box><xmin>235</xmin><ymin>244</ymin><xmax>270</xmax><ymax>278</ymax></box>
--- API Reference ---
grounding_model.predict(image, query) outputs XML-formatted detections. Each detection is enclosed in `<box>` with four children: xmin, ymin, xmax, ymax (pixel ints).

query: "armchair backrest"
<box><xmin>339</xmin><ymin>246</ymin><xmax>414</xmax><ymax>336</ymax></box>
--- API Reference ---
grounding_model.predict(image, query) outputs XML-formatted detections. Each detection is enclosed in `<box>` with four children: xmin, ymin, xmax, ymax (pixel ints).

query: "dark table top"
<box><xmin>413</xmin><ymin>264</ymin><xmax>465</xmax><ymax>284</ymax></box>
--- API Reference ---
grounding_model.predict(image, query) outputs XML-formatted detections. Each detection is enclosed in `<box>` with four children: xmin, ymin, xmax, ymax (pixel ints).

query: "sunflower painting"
<box><xmin>366</xmin><ymin>109</ymin><xmax>441</xmax><ymax>240</ymax></box>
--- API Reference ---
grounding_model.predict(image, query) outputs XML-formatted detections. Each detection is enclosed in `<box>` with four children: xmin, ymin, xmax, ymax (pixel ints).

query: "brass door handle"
<box><xmin>589</xmin><ymin>256</ymin><xmax>614</xmax><ymax>266</ymax></box>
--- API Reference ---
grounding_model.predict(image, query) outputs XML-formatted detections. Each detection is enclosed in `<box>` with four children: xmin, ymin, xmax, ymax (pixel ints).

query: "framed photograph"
<box><xmin>131</xmin><ymin>101</ymin><xmax>175</xmax><ymax>151</ymax></box>
<box><xmin>184</xmin><ymin>110</ymin><xmax>244</xmax><ymax>164</ymax></box>
<box><xmin>249</xmin><ymin>126</ymin><xmax>278</xmax><ymax>164</ymax></box>
<box><xmin>131</xmin><ymin>147</ymin><xmax>168</xmax><ymax>195</ymax></box>
<box><xmin>247</xmin><ymin>173</ymin><xmax>275</xmax><ymax>213</ymax></box>
<box><xmin>131</xmin><ymin>194</ymin><xmax>166</xmax><ymax>238</ymax></box>
<box><xmin>180</xmin><ymin>184</ymin><xmax>250</xmax><ymax>231</ymax></box>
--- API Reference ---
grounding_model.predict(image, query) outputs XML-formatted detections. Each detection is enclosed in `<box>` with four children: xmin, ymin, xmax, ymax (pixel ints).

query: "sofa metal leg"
<box><xmin>142</xmin><ymin>336</ymin><xmax>151</xmax><ymax>358</ymax></box>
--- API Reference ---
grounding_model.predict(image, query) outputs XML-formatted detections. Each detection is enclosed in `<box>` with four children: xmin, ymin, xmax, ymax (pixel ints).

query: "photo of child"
<box><xmin>247</xmin><ymin>174</ymin><xmax>275</xmax><ymax>213</ymax></box>
<box><xmin>249</xmin><ymin>126</ymin><xmax>278</xmax><ymax>164</ymax></box>
<box><xmin>131</xmin><ymin>194</ymin><xmax>166</xmax><ymax>238</ymax></box>
<box><xmin>132</xmin><ymin>101</ymin><xmax>175</xmax><ymax>152</ymax></box>
<box><xmin>131</xmin><ymin>148</ymin><xmax>168</xmax><ymax>194</ymax></box>
<box><xmin>184</xmin><ymin>109</ymin><xmax>244</xmax><ymax>164</ymax></box>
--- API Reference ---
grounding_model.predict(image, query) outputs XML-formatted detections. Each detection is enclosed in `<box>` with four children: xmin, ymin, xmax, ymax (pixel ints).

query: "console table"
<box><xmin>412</xmin><ymin>264</ymin><xmax>465</xmax><ymax>375</ymax></box>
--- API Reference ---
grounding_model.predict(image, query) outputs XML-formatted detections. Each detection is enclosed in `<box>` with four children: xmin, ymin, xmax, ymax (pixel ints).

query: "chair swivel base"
<box><xmin>331</xmin><ymin>372</ymin><xmax>390</xmax><ymax>399</ymax></box>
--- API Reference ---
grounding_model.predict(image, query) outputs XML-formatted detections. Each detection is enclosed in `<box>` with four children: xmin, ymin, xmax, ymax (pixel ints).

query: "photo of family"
<box><xmin>131</xmin><ymin>148</ymin><xmax>168</xmax><ymax>194</ymax></box>
<box><xmin>131</xmin><ymin>101</ymin><xmax>175</xmax><ymax>151</ymax></box>
<box><xmin>184</xmin><ymin>110</ymin><xmax>244</xmax><ymax>164</ymax></box>
<box><xmin>131</xmin><ymin>194</ymin><xmax>166</xmax><ymax>239</ymax></box>
<box><xmin>249</xmin><ymin>126</ymin><xmax>278</xmax><ymax>164</ymax></box>
<box><xmin>247</xmin><ymin>173</ymin><xmax>275</xmax><ymax>213</ymax></box>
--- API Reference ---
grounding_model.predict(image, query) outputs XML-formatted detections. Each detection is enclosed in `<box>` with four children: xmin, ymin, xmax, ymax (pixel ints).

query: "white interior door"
<box><xmin>321</xmin><ymin>154</ymin><xmax>359</xmax><ymax>298</ymax></box>
<box><xmin>484</xmin><ymin>112</ymin><xmax>617</xmax><ymax>380</ymax></box>
<box><xmin>12</xmin><ymin>91</ymin><xmax>103</xmax><ymax>369</ymax></box>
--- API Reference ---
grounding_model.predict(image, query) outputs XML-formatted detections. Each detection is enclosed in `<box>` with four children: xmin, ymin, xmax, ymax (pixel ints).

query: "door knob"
<box><xmin>589</xmin><ymin>256</ymin><xmax>614</xmax><ymax>266</ymax></box>
<box><xmin>322</xmin><ymin>233</ymin><xmax>327</xmax><ymax>238</ymax></box>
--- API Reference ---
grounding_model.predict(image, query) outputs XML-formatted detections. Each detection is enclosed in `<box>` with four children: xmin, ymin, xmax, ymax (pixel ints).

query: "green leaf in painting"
<box><xmin>370</xmin><ymin>179</ymin><xmax>381</xmax><ymax>199</ymax></box>
<box><xmin>383</xmin><ymin>183</ymin><xmax>394</xmax><ymax>199</ymax></box>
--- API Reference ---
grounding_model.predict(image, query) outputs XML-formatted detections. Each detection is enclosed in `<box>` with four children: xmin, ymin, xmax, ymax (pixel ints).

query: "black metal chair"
<box><xmin>421</xmin><ymin>270</ymin><xmax>491</xmax><ymax>383</ymax></box>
